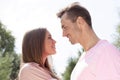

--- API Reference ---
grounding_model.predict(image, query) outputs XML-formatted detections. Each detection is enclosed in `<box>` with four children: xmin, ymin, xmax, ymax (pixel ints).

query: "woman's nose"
<box><xmin>53</xmin><ymin>39</ymin><xmax>56</xmax><ymax>43</ymax></box>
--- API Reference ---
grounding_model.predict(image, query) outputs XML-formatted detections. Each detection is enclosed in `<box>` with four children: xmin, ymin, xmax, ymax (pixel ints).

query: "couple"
<box><xmin>18</xmin><ymin>2</ymin><xmax>120</xmax><ymax>80</ymax></box>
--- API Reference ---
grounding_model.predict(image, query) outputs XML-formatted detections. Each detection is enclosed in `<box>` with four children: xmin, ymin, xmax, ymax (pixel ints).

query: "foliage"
<box><xmin>0</xmin><ymin>22</ymin><xmax>15</xmax><ymax>57</ymax></box>
<box><xmin>0</xmin><ymin>21</ymin><xmax>20</xmax><ymax>80</ymax></box>
<box><xmin>113</xmin><ymin>24</ymin><xmax>120</xmax><ymax>49</ymax></box>
<box><xmin>0</xmin><ymin>52</ymin><xmax>20</xmax><ymax>80</ymax></box>
<box><xmin>113</xmin><ymin>11</ymin><xmax>120</xmax><ymax>49</ymax></box>
<box><xmin>10</xmin><ymin>53</ymin><xmax>20</xmax><ymax>80</ymax></box>
<box><xmin>62</xmin><ymin>58</ymin><xmax>77</xmax><ymax>80</ymax></box>
<box><xmin>0</xmin><ymin>53</ymin><xmax>12</xmax><ymax>80</ymax></box>
<box><xmin>62</xmin><ymin>51</ymin><xmax>82</xmax><ymax>80</ymax></box>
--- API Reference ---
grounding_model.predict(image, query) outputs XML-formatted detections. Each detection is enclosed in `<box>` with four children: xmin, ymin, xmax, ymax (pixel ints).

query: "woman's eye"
<box><xmin>48</xmin><ymin>36</ymin><xmax>51</xmax><ymax>39</ymax></box>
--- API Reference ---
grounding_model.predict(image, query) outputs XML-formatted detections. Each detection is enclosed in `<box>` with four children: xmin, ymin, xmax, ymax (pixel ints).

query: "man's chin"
<box><xmin>70</xmin><ymin>42</ymin><xmax>78</xmax><ymax>45</ymax></box>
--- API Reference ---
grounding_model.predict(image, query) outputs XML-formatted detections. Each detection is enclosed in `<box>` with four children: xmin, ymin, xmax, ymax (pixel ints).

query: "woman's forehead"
<box><xmin>46</xmin><ymin>30</ymin><xmax>51</xmax><ymax>36</ymax></box>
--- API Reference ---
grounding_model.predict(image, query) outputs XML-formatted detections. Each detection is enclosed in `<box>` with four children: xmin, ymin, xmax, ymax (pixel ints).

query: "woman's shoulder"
<box><xmin>19</xmin><ymin>62</ymin><xmax>54</xmax><ymax>80</ymax></box>
<box><xmin>20</xmin><ymin>62</ymin><xmax>44</xmax><ymax>73</ymax></box>
<box><xmin>19</xmin><ymin>62</ymin><xmax>36</xmax><ymax>75</ymax></box>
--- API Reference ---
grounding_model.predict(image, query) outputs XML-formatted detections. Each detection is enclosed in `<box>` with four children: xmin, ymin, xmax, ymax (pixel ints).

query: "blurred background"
<box><xmin>0</xmin><ymin>0</ymin><xmax>120</xmax><ymax>80</ymax></box>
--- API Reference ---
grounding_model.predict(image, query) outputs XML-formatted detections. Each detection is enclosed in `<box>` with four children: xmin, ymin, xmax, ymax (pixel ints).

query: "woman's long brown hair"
<box><xmin>22</xmin><ymin>28</ymin><xmax>59</xmax><ymax>79</ymax></box>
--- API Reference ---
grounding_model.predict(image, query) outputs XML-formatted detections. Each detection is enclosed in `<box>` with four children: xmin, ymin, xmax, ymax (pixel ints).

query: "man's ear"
<box><xmin>76</xmin><ymin>16</ymin><xmax>85</xmax><ymax>25</ymax></box>
<box><xmin>76</xmin><ymin>16</ymin><xmax>84</xmax><ymax>29</ymax></box>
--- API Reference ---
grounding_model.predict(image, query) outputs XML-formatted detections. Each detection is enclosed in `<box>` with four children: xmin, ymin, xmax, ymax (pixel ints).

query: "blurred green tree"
<box><xmin>113</xmin><ymin>20</ymin><xmax>120</xmax><ymax>49</ymax></box>
<box><xmin>0</xmin><ymin>21</ymin><xmax>20</xmax><ymax>80</ymax></box>
<box><xmin>62</xmin><ymin>51</ymin><xmax>82</xmax><ymax>80</ymax></box>
<box><xmin>0</xmin><ymin>22</ymin><xmax>15</xmax><ymax>57</ymax></box>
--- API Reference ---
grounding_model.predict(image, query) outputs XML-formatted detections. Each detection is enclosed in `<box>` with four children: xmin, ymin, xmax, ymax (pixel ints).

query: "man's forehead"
<box><xmin>61</xmin><ymin>13</ymin><xmax>68</xmax><ymax>20</ymax></box>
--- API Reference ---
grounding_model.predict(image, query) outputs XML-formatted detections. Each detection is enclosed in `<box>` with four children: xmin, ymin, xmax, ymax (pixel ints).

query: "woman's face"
<box><xmin>44</xmin><ymin>30</ymin><xmax>56</xmax><ymax>56</ymax></box>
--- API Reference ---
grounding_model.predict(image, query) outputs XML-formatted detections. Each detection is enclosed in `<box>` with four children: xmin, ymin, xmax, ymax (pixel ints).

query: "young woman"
<box><xmin>18</xmin><ymin>28</ymin><xmax>59</xmax><ymax>80</ymax></box>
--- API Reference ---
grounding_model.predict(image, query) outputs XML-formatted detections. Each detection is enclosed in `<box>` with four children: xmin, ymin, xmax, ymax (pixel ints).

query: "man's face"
<box><xmin>61</xmin><ymin>13</ymin><xmax>80</xmax><ymax>44</ymax></box>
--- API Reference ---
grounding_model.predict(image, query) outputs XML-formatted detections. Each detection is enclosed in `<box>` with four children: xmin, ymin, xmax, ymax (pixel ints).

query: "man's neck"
<box><xmin>83</xmin><ymin>30</ymin><xmax>100</xmax><ymax>51</ymax></box>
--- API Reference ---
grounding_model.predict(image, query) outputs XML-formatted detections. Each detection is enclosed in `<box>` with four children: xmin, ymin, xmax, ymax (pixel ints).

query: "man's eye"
<box><xmin>63</xmin><ymin>27</ymin><xmax>67</xmax><ymax>30</ymax></box>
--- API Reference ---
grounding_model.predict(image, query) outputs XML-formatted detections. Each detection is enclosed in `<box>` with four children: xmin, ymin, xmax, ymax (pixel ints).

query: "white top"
<box><xmin>71</xmin><ymin>52</ymin><xmax>87</xmax><ymax>80</ymax></box>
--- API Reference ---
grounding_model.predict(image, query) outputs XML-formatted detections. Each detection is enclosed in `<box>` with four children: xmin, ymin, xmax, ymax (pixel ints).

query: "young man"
<box><xmin>57</xmin><ymin>2</ymin><xmax>120</xmax><ymax>80</ymax></box>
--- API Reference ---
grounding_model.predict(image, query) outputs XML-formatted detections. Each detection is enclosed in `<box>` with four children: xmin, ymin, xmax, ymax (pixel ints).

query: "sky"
<box><xmin>0</xmin><ymin>0</ymin><xmax>120</xmax><ymax>77</ymax></box>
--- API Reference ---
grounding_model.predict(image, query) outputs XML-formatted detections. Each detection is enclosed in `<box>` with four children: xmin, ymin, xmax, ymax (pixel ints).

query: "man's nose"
<box><xmin>62</xmin><ymin>31</ymin><xmax>67</xmax><ymax>37</ymax></box>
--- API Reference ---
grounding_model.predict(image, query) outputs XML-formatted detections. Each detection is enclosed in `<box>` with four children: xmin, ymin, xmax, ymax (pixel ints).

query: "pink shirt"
<box><xmin>18</xmin><ymin>62</ymin><xmax>57</xmax><ymax>80</ymax></box>
<box><xmin>71</xmin><ymin>40</ymin><xmax>120</xmax><ymax>80</ymax></box>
